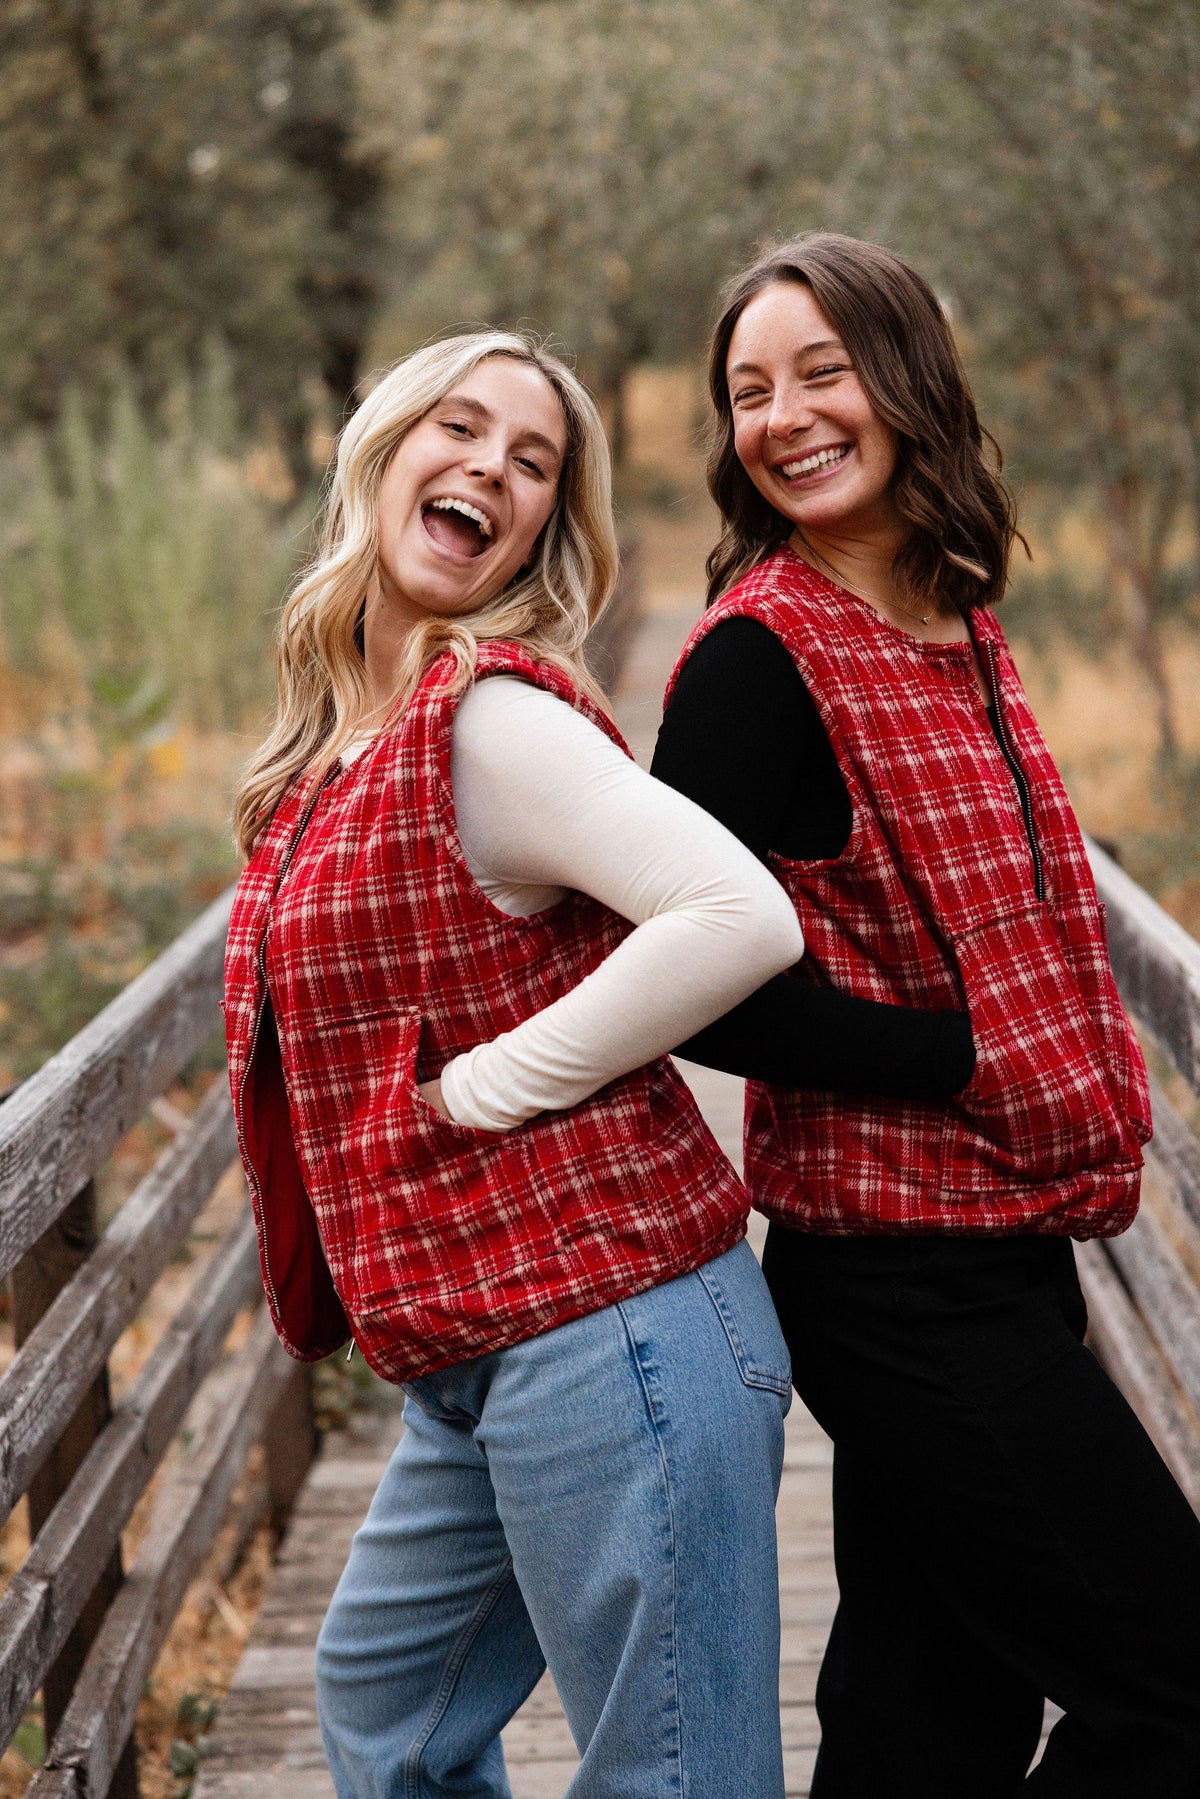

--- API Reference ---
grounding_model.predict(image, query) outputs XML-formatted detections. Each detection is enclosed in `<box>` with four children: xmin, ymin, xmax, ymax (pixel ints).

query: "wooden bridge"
<box><xmin>3</xmin><ymin>588</ymin><xmax>1200</xmax><ymax>1799</ymax></box>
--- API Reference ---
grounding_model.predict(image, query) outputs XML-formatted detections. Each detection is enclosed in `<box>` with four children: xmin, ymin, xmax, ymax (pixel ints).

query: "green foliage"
<box><xmin>168</xmin><ymin>1686</ymin><xmax>218</xmax><ymax>1796</ymax></box>
<box><xmin>0</xmin><ymin>349</ymin><xmax>310</xmax><ymax>740</ymax></box>
<box><xmin>176</xmin><ymin>1692</ymin><xmax>219</xmax><ymax>1734</ymax></box>
<box><xmin>12</xmin><ymin>1718</ymin><xmax>46</xmax><ymax>1768</ymax></box>
<box><xmin>841</xmin><ymin>0</ymin><xmax>1200</xmax><ymax>759</ymax></box>
<box><xmin>0</xmin><ymin>0</ymin><xmax>1196</xmax><ymax>1075</ymax></box>
<box><xmin>0</xmin><ymin>0</ymin><xmax>383</xmax><ymax>436</ymax></box>
<box><xmin>0</xmin><ymin>813</ymin><xmax>238</xmax><ymax>1080</ymax></box>
<box><xmin>354</xmin><ymin>0</ymin><xmax>863</xmax><ymax>432</ymax></box>
<box><xmin>0</xmin><ymin>354</ymin><xmax>307</xmax><ymax>1079</ymax></box>
<box><xmin>313</xmin><ymin>1347</ymin><xmax>395</xmax><ymax>1431</ymax></box>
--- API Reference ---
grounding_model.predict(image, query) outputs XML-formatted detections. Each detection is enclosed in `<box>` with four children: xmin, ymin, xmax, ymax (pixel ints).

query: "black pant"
<box><xmin>762</xmin><ymin>1226</ymin><xmax>1200</xmax><ymax>1798</ymax></box>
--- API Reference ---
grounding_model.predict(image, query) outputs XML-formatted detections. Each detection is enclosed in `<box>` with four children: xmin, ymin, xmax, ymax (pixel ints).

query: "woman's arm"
<box><xmin>651</xmin><ymin>617</ymin><xmax>975</xmax><ymax>1099</ymax></box>
<box><xmin>434</xmin><ymin>675</ymin><xmax>805</xmax><ymax>1131</ymax></box>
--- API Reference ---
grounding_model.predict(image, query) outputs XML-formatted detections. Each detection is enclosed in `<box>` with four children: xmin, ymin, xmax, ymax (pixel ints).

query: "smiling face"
<box><xmin>726</xmin><ymin>280</ymin><xmax>902</xmax><ymax>544</ymax></box>
<box><xmin>374</xmin><ymin>355</ymin><xmax>568</xmax><ymax>629</ymax></box>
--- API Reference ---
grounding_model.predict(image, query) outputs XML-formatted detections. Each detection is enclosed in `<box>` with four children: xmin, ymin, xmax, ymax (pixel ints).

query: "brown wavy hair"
<box><xmin>705</xmin><ymin>232</ymin><xmax>1023</xmax><ymax>610</ymax></box>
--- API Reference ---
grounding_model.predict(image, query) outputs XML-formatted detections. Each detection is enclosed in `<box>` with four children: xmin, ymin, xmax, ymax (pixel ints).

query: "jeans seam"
<box><xmin>697</xmin><ymin>1257</ymin><xmax>792</xmax><ymax>1396</ymax></box>
<box><xmin>401</xmin><ymin>1557</ymin><xmax>519</xmax><ymax>1799</ymax></box>
<box><xmin>616</xmin><ymin>1298</ymin><xmax>686</xmax><ymax>1799</ymax></box>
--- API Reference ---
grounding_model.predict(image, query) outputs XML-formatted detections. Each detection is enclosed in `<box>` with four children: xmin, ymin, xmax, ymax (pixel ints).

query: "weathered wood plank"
<box><xmin>262</xmin><ymin>1368</ymin><xmax>317</xmax><ymax>1537</ymax></box>
<box><xmin>0</xmin><ymin>1082</ymin><xmax>238</xmax><ymax>1519</ymax></box>
<box><xmin>28</xmin><ymin>1304</ymin><xmax>293</xmax><ymax>1799</ymax></box>
<box><xmin>7</xmin><ymin>1182</ymin><xmax>134</xmax><ymax>1797</ymax></box>
<box><xmin>1077</xmin><ymin>1240</ymin><xmax>1200</xmax><ymax>1512</ymax></box>
<box><xmin>0</xmin><ymin>1214</ymin><xmax>262</xmax><ymax>1753</ymax></box>
<box><xmin>1104</xmin><ymin>1204</ymin><xmax>1200</xmax><ymax>1421</ymax></box>
<box><xmin>0</xmin><ymin>889</ymin><xmax>233</xmax><ymax>1283</ymax></box>
<box><xmin>1087</xmin><ymin>835</ymin><xmax>1200</xmax><ymax>1096</ymax></box>
<box><xmin>1145</xmin><ymin>1072</ymin><xmax>1200</xmax><ymax>1239</ymax></box>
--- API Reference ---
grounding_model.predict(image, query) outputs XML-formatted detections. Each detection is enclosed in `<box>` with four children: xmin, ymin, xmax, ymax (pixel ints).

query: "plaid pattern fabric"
<box><xmin>666</xmin><ymin>546</ymin><xmax>1150</xmax><ymax>1239</ymax></box>
<box><xmin>225</xmin><ymin>643</ymin><xmax>747</xmax><ymax>1382</ymax></box>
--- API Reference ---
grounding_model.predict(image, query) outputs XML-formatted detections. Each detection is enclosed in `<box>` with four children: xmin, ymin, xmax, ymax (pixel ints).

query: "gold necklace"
<box><xmin>795</xmin><ymin>538</ymin><xmax>933</xmax><ymax>629</ymax></box>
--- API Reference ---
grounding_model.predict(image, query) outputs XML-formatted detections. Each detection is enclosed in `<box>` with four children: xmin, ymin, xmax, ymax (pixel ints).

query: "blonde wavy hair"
<box><xmin>233</xmin><ymin>330</ymin><xmax>619</xmax><ymax>857</ymax></box>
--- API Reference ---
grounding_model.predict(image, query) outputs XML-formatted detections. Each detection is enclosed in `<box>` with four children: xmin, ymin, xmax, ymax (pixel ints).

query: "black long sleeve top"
<box><xmin>651</xmin><ymin>616</ymin><xmax>976</xmax><ymax>1102</ymax></box>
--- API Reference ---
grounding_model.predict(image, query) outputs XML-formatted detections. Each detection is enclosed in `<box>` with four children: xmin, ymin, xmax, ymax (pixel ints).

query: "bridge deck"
<box><xmin>193</xmin><ymin>591</ymin><xmax>837</xmax><ymax>1798</ymax></box>
<box><xmin>191</xmin><ymin>1258</ymin><xmax>834</xmax><ymax>1799</ymax></box>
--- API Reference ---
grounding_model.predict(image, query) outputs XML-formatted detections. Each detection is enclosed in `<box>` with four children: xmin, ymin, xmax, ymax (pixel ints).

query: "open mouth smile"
<box><xmin>778</xmin><ymin>444</ymin><xmax>853</xmax><ymax>484</ymax></box>
<box><xmin>421</xmin><ymin>496</ymin><xmax>498</xmax><ymax>561</ymax></box>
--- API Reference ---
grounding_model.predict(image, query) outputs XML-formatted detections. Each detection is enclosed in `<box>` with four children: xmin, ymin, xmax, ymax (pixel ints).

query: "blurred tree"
<box><xmin>4</xmin><ymin>0</ymin><xmax>1194</xmax><ymax>763</ymax></box>
<box><xmin>0</xmin><ymin>0</ymin><xmax>384</xmax><ymax>443</ymax></box>
<box><xmin>259</xmin><ymin>0</ymin><xmax>388</xmax><ymax>417</ymax></box>
<box><xmin>351</xmin><ymin>0</ymin><xmax>862</xmax><ymax>457</ymax></box>
<box><xmin>350</xmin><ymin>0</ymin><xmax>1198</xmax><ymax>768</ymax></box>
<box><xmin>864</xmin><ymin>0</ymin><xmax>1200</xmax><ymax>763</ymax></box>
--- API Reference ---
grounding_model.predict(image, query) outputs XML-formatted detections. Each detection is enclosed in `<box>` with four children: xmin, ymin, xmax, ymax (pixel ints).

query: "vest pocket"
<box><xmin>941</xmin><ymin>906</ymin><xmax>1138</xmax><ymax>1192</ymax></box>
<box><xmin>1053</xmin><ymin>896</ymin><xmax>1152</xmax><ymax>1147</ymax></box>
<box><xmin>341</xmin><ymin>1007</ymin><xmax>509</xmax><ymax>1168</ymax></box>
<box><xmin>303</xmin><ymin>1007</ymin><xmax>525</xmax><ymax>1317</ymax></box>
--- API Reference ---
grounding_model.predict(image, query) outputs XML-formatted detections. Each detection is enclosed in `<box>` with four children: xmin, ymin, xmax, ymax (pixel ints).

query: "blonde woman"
<box><xmin>223</xmin><ymin>332</ymin><xmax>804</xmax><ymax>1799</ymax></box>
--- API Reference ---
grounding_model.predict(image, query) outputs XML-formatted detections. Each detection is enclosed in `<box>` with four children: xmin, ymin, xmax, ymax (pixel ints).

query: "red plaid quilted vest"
<box><xmin>224</xmin><ymin>642</ymin><xmax>747</xmax><ymax>1381</ymax></box>
<box><xmin>667</xmin><ymin>545</ymin><xmax>1150</xmax><ymax>1238</ymax></box>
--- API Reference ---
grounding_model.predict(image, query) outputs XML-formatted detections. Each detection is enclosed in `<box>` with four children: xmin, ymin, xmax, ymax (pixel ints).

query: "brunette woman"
<box><xmin>223</xmin><ymin>331</ymin><xmax>806</xmax><ymax>1799</ymax></box>
<box><xmin>653</xmin><ymin>233</ymin><xmax>1200</xmax><ymax>1798</ymax></box>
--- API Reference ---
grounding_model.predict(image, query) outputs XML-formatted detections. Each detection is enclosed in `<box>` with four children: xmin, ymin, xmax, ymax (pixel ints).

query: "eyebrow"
<box><xmin>438</xmin><ymin>392</ymin><xmax>565</xmax><ymax>463</ymax></box>
<box><xmin>728</xmin><ymin>339</ymin><xmax>846</xmax><ymax>378</ymax></box>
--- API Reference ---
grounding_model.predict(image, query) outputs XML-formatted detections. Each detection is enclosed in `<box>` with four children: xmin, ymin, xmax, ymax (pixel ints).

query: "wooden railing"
<box><xmin>1077</xmin><ymin>841</ymin><xmax>1200</xmax><ymax>1510</ymax></box>
<box><xmin>0</xmin><ymin>892</ymin><xmax>314</xmax><ymax>1799</ymax></box>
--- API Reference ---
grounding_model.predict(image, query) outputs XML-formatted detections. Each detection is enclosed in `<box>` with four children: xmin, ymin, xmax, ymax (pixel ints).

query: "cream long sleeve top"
<box><xmin>403</xmin><ymin>675</ymin><xmax>805</xmax><ymax>1130</ymax></box>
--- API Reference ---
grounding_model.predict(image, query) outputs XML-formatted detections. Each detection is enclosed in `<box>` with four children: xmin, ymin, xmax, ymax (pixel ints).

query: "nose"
<box><xmin>465</xmin><ymin>441</ymin><xmax>506</xmax><ymax>489</ymax></box>
<box><xmin>766</xmin><ymin>382</ymin><xmax>815</xmax><ymax>444</ymax></box>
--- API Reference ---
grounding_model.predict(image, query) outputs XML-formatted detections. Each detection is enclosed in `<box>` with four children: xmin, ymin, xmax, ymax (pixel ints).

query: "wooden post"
<box><xmin>8</xmin><ymin>1181</ymin><xmax>139</xmax><ymax>1799</ymax></box>
<box><xmin>262</xmin><ymin>1365</ymin><xmax>318</xmax><ymax>1538</ymax></box>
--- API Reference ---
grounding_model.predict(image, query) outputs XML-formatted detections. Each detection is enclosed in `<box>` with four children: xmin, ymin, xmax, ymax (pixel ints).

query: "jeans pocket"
<box><xmin>697</xmin><ymin>1242</ymin><xmax>793</xmax><ymax>1398</ymax></box>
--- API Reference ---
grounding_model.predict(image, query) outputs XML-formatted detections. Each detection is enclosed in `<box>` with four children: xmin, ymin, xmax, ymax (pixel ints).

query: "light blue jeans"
<box><xmin>315</xmin><ymin>1239</ymin><xmax>791</xmax><ymax>1799</ymax></box>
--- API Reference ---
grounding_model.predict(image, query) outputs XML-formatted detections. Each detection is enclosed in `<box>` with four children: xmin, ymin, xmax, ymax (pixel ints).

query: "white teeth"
<box><xmin>781</xmin><ymin>446</ymin><xmax>851</xmax><ymax>478</ymax></box>
<box><xmin>429</xmin><ymin>497</ymin><xmax>493</xmax><ymax>538</ymax></box>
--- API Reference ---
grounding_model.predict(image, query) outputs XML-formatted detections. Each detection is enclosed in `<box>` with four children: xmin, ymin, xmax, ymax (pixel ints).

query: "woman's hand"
<box><xmin>417</xmin><ymin>1077</ymin><xmax>453</xmax><ymax>1118</ymax></box>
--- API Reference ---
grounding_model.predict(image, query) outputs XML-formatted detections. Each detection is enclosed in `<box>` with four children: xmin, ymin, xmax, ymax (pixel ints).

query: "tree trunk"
<box><xmin>1102</xmin><ymin>475</ymin><xmax>1180</xmax><ymax>771</ymax></box>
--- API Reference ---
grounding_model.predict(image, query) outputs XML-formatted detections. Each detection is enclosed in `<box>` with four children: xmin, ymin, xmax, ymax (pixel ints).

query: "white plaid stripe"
<box><xmin>226</xmin><ymin>643</ymin><xmax>747</xmax><ymax>1381</ymax></box>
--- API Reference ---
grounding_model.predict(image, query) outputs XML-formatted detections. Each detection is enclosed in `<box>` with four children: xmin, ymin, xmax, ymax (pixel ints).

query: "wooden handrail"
<box><xmin>26</xmin><ymin>1310</ymin><xmax>294</xmax><ymax>1799</ymax></box>
<box><xmin>0</xmin><ymin>1083</ymin><xmax>238</xmax><ymax>1519</ymax></box>
<box><xmin>0</xmin><ymin>889</ymin><xmax>234</xmax><ymax>1284</ymax></box>
<box><xmin>0</xmin><ymin>886</ymin><xmax>310</xmax><ymax>1799</ymax></box>
<box><xmin>0</xmin><ymin>1214</ymin><xmax>263</xmax><ymax>1749</ymax></box>
<box><xmin>1088</xmin><ymin>835</ymin><xmax>1200</xmax><ymax>1097</ymax></box>
<box><xmin>1075</xmin><ymin>837</ymin><xmax>1200</xmax><ymax>1528</ymax></box>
